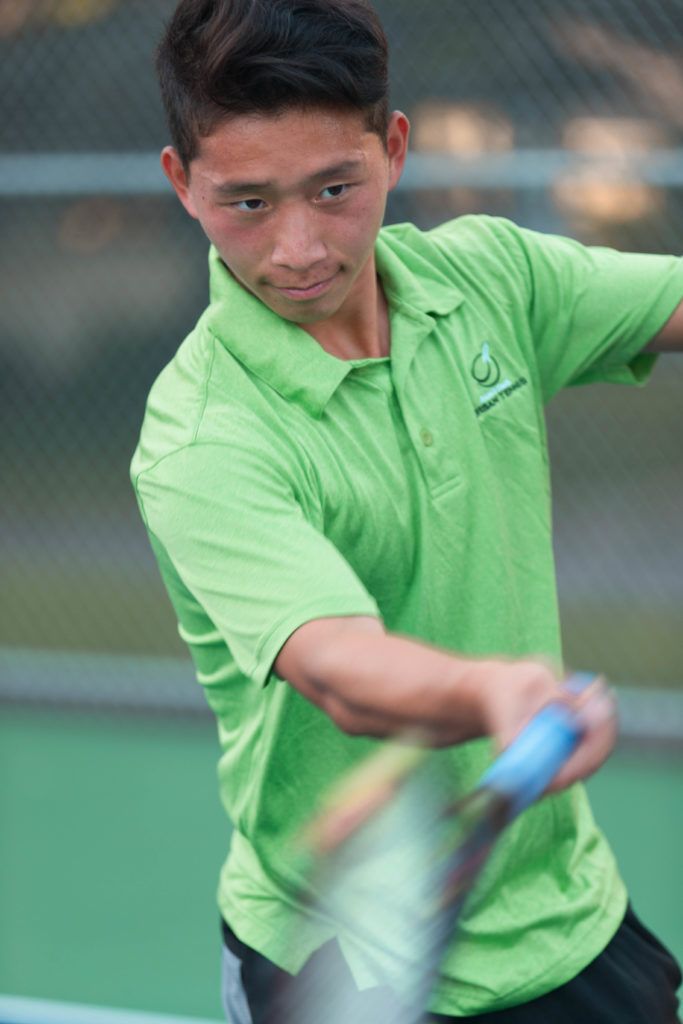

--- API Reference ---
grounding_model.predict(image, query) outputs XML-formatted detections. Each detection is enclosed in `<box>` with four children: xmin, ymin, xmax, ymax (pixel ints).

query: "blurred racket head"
<box><xmin>295</xmin><ymin>742</ymin><xmax>459</xmax><ymax>1024</ymax></box>
<box><xmin>290</xmin><ymin>675</ymin><xmax>598</xmax><ymax>1024</ymax></box>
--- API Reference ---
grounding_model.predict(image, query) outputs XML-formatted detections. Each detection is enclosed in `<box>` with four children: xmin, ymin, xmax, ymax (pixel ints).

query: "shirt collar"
<box><xmin>207</xmin><ymin>249</ymin><xmax>351</xmax><ymax>418</ymax></box>
<box><xmin>374</xmin><ymin>225</ymin><xmax>465</xmax><ymax>319</ymax></box>
<box><xmin>205</xmin><ymin>225</ymin><xmax>465</xmax><ymax>418</ymax></box>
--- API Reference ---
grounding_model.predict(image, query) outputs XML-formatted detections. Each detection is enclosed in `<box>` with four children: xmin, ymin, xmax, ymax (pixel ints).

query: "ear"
<box><xmin>385</xmin><ymin>111</ymin><xmax>410</xmax><ymax>192</ymax></box>
<box><xmin>161</xmin><ymin>146</ymin><xmax>200</xmax><ymax>219</ymax></box>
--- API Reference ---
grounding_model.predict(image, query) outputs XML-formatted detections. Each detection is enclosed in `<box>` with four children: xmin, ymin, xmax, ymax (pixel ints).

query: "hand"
<box><xmin>474</xmin><ymin>659</ymin><xmax>617</xmax><ymax>792</ymax></box>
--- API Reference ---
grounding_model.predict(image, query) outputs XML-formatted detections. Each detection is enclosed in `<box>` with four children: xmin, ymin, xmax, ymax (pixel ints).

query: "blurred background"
<box><xmin>1</xmin><ymin>0</ymin><xmax>682</xmax><ymax>1021</ymax></box>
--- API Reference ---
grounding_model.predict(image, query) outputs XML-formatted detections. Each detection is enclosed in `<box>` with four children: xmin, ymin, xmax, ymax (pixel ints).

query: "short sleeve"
<box><xmin>134</xmin><ymin>439</ymin><xmax>380</xmax><ymax>686</ymax></box>
<box><xmin>483</xmin><ymin>218</ymin><xmax>683</xmax><ymax>401</ymax></box>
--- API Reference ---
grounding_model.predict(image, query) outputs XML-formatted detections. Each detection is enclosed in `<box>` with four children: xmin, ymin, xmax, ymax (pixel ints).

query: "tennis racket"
<box><xmin>288</xmin><ymin>671</ymin><xmax>606</xmax><ymax>1024</ymax></box>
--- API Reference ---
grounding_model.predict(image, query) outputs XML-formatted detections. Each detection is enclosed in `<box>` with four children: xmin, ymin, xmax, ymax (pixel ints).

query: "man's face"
<box><xmin>162</xmin><ymin>107</ymin><xmax>409</xmax><ymax>325</ymax></box>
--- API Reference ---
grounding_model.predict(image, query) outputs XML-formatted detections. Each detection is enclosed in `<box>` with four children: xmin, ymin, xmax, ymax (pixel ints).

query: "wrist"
<box><xmin>438</xmin><ymin>656</ymin><xmax>500</xmax><ymax>745</ymax></box>
<box><xmin>453</xmin><ymin>656</ymin><xmax>563</xmax><ymax>749</ymax></box>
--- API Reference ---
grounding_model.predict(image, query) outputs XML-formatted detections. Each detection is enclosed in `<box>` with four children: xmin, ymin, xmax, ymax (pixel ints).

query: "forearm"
<box><xmin>645</xmin><ymin>296</ymin><xmax>683</xmax><ymax>351</ymax></box>
<box><xmin>310</xmin><ymin>628</ymin><xmax>486</xmax><ymax>744</ymax></box>
<box><xmin>277</xmin><ymin>618</ymin><xmax>564</xmax><ymax>748</ymax></box>
<box><xmin>276</xmin><ymin>617</ymin><xmax>616</xmax><ymax>787</ymax></box>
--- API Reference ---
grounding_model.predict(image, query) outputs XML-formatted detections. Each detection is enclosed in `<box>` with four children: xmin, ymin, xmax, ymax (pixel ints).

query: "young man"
<box><xmin>131</xmin><ymin>0</ymin><xmax>683</xmax><ymax>1019</ymax></box>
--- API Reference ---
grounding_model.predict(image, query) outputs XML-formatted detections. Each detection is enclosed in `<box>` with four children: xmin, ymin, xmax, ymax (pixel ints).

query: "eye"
<box><xmin>319</xmin><ymin>183</ymin><xmax>349</xmax><ymax>200</ymax></box>
<box><xmin>233</xmin><ymin>198</ymin><xmax>266</xmax><ymax>212</ymax></box>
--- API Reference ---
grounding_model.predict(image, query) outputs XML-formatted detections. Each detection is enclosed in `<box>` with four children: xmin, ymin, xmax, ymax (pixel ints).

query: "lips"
<box><xmin>271</xmin><ymin>272</ymin><xmax>338</xmax><ymax>300</ymax></box>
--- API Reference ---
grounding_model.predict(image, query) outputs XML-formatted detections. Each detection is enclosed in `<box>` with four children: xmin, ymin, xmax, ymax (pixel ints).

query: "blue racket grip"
<box><xmin>478</xmin><ymin>673</ymin><xmax>597</xmax><ymax>818</ymax></box>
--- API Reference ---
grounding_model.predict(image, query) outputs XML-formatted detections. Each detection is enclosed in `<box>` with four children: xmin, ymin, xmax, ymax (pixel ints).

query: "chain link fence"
<box><xmin>1</xmin><ymin>0</ymin><xmax>682</xmax><ymax>730</ymax></box>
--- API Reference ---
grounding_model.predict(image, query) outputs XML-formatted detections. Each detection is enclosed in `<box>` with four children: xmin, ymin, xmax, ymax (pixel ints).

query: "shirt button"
<box><xmin>420</xmin><ymin>428</ymin><xmax>434</xmax><ymax>447</ymax></box>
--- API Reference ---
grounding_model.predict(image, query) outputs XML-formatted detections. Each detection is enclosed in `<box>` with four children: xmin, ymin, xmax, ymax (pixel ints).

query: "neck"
<box><xmin>301</xmin><ymin>257</ymin><xmax>390</xmax><ymax>360</ymax></box>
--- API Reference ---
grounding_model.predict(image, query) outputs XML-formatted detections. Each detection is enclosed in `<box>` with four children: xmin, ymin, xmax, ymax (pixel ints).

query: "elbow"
<box><xmin>275</xmin><ymin>614</ymin><xmax>384</xmax><ymax>695</ymax></box>
<box><xmin>274</xmin><ymin>614</ymin><xmax>388</xmax><ymax>736</ymax></box>
<box><xmin>319</xmin><ymin>692</ymin><xmax>374</xmax><ymax>737</ymax></box>
<box><xmin>318</xmin><ymin>690</ymin><xmax>393</xmax><ymax>740</ymax></box>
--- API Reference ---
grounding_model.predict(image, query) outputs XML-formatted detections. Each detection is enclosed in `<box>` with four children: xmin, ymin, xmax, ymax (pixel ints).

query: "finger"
<box><xmin>548</xmin><ymin>686</ymin><xmax>617</xmax><ymax>791</ymax></box>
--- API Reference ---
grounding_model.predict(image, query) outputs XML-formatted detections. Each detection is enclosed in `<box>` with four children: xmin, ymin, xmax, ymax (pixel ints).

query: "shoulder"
<box><xmin>130</xmin><ymin>310</ymin><xmax>272</xmax><ymax>489</ymax></box>
<box><xmin>434</xmin><ymin>217</ymin><xmax>548</xmax><ymax>305</ymax></box>
<box><xmin>380</xmin><ymin>215</ymin><xmax>535</xmax><ymax>302</ymax></box>
<box><xmin>131</xmin><ymin>312</ymin><xmax>210</xmax><ymax>482</ymax></box>
<box><xmin>384</xmin><ymin>214</ymin><xmax>529</xmax><ymax>265</ymax></box>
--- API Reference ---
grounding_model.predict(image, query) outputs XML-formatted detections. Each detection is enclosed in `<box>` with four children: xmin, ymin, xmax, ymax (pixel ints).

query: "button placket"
<box><xmin>389</xmin><ymin>309</ymin><xmax>461</xmax><ymax>495</ymax></box>
<box><xmin>394</xmin><ymin>387</ymin><xmax>461</xmax><ymax>497</ymax></box>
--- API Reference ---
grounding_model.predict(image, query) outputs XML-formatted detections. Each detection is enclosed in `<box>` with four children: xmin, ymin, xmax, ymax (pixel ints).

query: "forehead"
<box><xmin>192</xmin><ymin>106</ymin><xmax>381</xmax><ymax>185</ymax></box>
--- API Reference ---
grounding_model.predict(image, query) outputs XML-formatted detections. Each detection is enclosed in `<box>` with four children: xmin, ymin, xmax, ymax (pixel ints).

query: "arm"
<box><xmin>275</xmin><ymin>615</ymin><xmax>616</xmax><ymax>791</ymax></box>
<box><xmin>644</xmin><ymin>298</ymin><xmax>683</xmax><ymax>352</ymax></box>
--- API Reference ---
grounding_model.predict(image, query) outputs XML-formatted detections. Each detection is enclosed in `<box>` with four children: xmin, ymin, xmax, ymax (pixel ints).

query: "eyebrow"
<box><xmin>211</xmin><ymin>159</ymin><xmax>366</xmax><ymax>197</ymax></box>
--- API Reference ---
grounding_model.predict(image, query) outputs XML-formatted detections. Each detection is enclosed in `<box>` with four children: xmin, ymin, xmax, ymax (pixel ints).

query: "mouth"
<box><xmin>271</xmin><ymin>272</ymin><xmax>338</xmax><ymax>301</ymax></box>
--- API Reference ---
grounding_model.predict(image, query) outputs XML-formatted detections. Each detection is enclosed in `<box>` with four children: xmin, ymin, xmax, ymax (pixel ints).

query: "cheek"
<box><xmin>355</xmin><ymin>186</ymin><xmax>387</xmax><ymax>235</ymax></box>
<box><xmin>203</xmin><ymin>216</ymin><xmax>266</xmax><ymax>271</ymax></box>
<box><xmin>336</xmin><ymin>194</ymin><xmax>385</xmax><ymax>257</ymax></box>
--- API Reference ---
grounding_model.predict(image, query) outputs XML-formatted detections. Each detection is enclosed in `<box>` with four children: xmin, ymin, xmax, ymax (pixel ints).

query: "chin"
<box><xmin>290</xmin><ymin>305</ymin><xmax>339</xmax><ymax>325</ymax></box>
<box><xmin>271</xmin><ymin>292</ymin><xmax>343</xmax><ymax>323</ymax></box>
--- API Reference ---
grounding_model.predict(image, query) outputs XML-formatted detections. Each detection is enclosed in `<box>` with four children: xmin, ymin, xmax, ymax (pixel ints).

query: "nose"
<box><xmin>270</xmin><ymin>205</ymin><xmax>327</xmax><ymax>271</ymax></box>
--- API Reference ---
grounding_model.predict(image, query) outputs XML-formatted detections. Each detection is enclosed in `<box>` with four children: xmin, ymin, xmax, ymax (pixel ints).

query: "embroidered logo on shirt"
<box><xmin>471</xmin><ymin>343</ymin><xmax>501</xmax><ymax>387</ymax></box>
<box><xmin>471</xmin><ymin>343</ymin><xmax>528</xmax><ymax>418</ymax></box>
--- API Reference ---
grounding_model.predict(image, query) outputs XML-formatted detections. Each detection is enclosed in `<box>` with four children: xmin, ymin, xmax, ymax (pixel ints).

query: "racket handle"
<box><xmin>478</xmin><ymin>691</ymin><xmax>588</xmax><ymax>819</ymax></box>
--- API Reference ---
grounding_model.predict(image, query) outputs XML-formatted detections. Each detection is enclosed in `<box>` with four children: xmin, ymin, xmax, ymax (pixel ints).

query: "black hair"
<box><xmin>157</xmin><ymin>0</ymin><xmax>389</xmax><ymax>167</ymax></box>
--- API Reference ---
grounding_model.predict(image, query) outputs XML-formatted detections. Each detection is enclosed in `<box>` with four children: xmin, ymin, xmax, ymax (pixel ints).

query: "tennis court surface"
<box><xmin>1</xmin><ymin>687</ymin><xmax>681</xmax><ymax>1018</ymax></box>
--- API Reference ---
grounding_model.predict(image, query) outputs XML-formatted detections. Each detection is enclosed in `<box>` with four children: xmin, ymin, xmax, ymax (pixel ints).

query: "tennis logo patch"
<box><xmin>471</xmin><ymin>343</ymin><xmax>500</xmax><ymax>386</ymax></box>
<box><xmin>471</xmin><ymin>342</ymin><xmax>528</xmax><ymax>418</ymax></box>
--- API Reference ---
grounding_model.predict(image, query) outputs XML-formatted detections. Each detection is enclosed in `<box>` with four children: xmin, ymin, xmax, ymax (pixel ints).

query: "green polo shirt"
<box><xmin>131</xmin><ymin>215</ymin><xmax>683</xmax><ymax>1015</ymax></box>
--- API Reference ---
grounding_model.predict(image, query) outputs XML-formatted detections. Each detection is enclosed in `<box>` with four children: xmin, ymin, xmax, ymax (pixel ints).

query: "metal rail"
<box><xmin>3</xmin><ymin>150</ymin><xmax>683</xmax><ymax>197</ymax></box>
<box><xmin>1</xmin><ymin>646</ymin><xmax>682</xmax><ymax>741</ymax></box>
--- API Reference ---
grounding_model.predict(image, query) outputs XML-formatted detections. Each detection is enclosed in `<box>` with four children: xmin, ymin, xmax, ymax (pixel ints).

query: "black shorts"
<box><xmin>221</xmin><ymin>903</ymin><xmax>682</xmax><ymax>1023</ymax></box>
